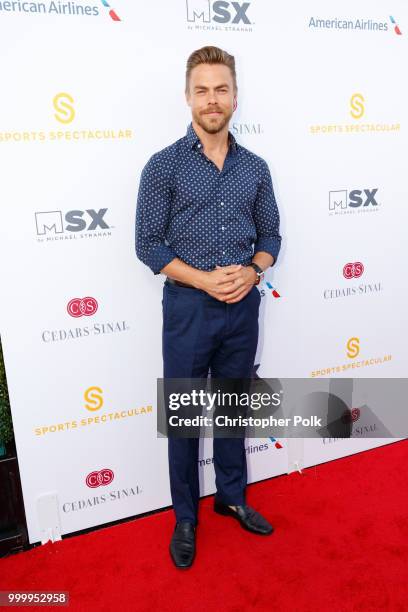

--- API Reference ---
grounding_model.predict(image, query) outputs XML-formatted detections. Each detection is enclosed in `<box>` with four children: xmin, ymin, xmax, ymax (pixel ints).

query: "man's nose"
<box><xmin>207</xmin><ymin>91</ymin><xmax>217</xmax><ymax>104</ymax></box>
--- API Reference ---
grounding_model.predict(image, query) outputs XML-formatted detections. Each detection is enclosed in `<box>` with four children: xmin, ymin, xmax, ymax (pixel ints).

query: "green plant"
<box><xmin>0</xmin><ymin>336</ymin><xmax>14</xmax><ymax>446</ymax></box>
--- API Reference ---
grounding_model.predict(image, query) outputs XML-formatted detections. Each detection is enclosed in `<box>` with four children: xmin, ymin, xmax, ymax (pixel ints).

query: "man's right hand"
<box><xmin>198</xmin><ymin>264</ymin><xmax>247</xmax><ymax>302</ymax></box>
<box><xmin>161</xmin><ymin>259</ymin><xmax>252</xmax><ymax>303</ymax></box>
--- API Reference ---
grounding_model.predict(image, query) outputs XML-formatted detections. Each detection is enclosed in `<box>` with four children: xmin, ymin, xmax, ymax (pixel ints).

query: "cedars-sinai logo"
<box><xmin>67</xmin><ymin>297</ymin><xmax>99</xmax><ymax>318</ymax></box>
<box><xmin>343</xmin><ymin>262</ymin><xmax>364</xmax><ymax>279</ymax></box>
<box><xmin>341</xmin><ymin>408</ymin><xmax>361</xmax><ymax>424</ymax></box>
<box><xmin>86</xmin><ymin>468</ymin><xmax>115</xmax><ymax>488</ymax></box>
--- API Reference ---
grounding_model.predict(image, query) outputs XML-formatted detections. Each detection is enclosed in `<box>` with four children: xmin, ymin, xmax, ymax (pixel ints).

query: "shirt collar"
<box><xmin>185</xmin><ymin>121</ymin><xmax>238</xmax><ymax>152</ymax></box>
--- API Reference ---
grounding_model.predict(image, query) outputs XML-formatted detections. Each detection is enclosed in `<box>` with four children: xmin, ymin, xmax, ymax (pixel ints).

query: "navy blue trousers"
<box><xmin>162</xmin><ymin>279</ymin><xmax>261</xmax><ymax>525</ymax></box>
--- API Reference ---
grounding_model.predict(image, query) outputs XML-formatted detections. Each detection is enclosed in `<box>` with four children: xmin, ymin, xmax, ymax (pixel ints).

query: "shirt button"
<box><xmin>222</xmin><ymin>251</ymin><xmax>226</xmax><ymax>254</ymax></box>
<box><xmin>221</xmin><ymin>226</ymin><xmax>225</xmax><ymax>230</ymax></box>
<box><xmin>220</xmin><ymin>201</ymin><xmax>224</xmax><ymax>206</ymax></box>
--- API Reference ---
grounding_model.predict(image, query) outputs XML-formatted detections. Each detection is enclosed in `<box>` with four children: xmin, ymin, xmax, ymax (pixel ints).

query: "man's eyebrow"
<box><xmin>193</xmin><ymin>83</ymin><xmax>230</xmax><ymax>90</ymax></box>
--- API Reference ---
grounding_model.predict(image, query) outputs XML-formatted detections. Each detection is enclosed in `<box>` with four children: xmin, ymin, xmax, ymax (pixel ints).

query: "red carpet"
<box><xmin>1</xmin><ymin>440</ymin><xmax>407</xmax><ymax>611</ymax></box>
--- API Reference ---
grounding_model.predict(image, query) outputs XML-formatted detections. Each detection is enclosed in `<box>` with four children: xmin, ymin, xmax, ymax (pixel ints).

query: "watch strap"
<box><xmin>249</xmin><ymin>263</ymin><xmax>264</xmax><ymax>285</ymax></box>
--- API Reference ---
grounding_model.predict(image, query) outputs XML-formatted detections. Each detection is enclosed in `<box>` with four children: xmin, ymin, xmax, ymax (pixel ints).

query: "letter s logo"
<box><xmin>348</xmin><ymin>190</ymin><xmax>363</xmax><ymax>208</ymax></box>
<box><xmin>84</xmin><ymin>386</ymin><xmax>104</xmax><ymax>411</ymax></box>
<box><xmin>350</xmin><ymin>93</ymin><xmax>365</xmax><ymax>119</ymax></box>
<box><xmin>53</xmin><ymin>92</ymin><xmax>75</xmax><ymax>124</ymax></box>
<box><xmin>346</xmin><ymin>337</ymin><xmax>360</xmax><ymax>359</ymax></box>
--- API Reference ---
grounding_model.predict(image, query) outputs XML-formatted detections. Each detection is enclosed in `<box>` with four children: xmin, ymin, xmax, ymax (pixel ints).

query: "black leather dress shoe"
<box><xmin>169</xmin><ymin>522</ymin><xmax>196</xmax><ymax>568</ymax></box>
<box><xmin>214</xmin><ymin>498</ymin><xmax>274</xmax><ymax>535</ymax></box>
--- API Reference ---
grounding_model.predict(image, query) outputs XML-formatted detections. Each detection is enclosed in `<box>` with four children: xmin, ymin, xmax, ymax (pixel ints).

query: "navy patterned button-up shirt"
<box><xmin>135</xmin><ymin>122</ymin><xmax>281</xmax><ymax>275</ymax></box>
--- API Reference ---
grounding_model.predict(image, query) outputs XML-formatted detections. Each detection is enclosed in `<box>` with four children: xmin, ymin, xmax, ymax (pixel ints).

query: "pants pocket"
<box><xmin>163</xmin><ymin>289</ymin><xmax>179</xmax><ymax>329</ymax></box>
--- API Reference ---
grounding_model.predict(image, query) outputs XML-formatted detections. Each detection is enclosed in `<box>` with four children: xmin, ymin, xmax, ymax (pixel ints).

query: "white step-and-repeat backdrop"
<box><xmin>0</xmin><ymin>0</ymin><xmax>406</xmax><ymax>544</ymax></box>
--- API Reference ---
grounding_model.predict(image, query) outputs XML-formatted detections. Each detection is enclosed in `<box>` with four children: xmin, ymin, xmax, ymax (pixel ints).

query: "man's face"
<box><xmin>186</xmin><ymin>63</ymin><xmax>237</xmax><ymax>135</ymax></box>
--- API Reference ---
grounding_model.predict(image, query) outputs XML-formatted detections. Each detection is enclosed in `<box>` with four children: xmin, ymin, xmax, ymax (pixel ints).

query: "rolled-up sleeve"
<box><xmin>135</xmin><ymin>153</ymin><xmax>178</xmax><ymax>275</ymax></box>
<box><xmin>253</xmin><ymin>161</ymin><xmax>282</xmax><ymax>267</ymax></box>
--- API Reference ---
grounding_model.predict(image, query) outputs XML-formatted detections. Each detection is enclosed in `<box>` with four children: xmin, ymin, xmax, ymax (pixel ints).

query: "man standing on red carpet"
<box><xmin>135</xmin><ymin>46</ymin><xmax>282</xmax><ymax>568</ymax></box>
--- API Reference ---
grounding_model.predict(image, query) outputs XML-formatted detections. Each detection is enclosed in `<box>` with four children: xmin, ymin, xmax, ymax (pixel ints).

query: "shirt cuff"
<box><xmin>146</xmin><ymin>244</ymin><xmax>178</xmax><ymax>275</ymax></box>
<box><xmin>253</xmin><ymin>236</ymin><xmax>281</xmax><ymax>267</ymax></box>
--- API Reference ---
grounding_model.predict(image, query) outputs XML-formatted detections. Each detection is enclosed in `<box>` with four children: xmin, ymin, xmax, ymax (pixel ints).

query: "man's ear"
<box><xmin>233</xmin><ymin>97</ymin><xmax>238</xmax><ymax>111</ymax></box>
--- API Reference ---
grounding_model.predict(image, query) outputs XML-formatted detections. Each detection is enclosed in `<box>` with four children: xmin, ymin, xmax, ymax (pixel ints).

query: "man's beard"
<box><xmin>193</xmin><ymin>107</ymin><xmax>233</xmax><ymax>135</ymax></box>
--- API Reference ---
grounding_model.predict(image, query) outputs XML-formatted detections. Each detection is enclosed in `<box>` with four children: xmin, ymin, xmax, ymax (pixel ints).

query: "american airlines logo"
<box><xmin>186</xmin><ymin>0</ymin><xmax>253</xmax><ymax>31</ymax></box>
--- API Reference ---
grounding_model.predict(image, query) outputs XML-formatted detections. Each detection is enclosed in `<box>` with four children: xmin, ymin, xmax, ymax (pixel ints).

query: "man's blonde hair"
<box><xmin>185</xmin><ymin>45</ymin><xmax>237</xmax><ymax>94</ymax></box>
